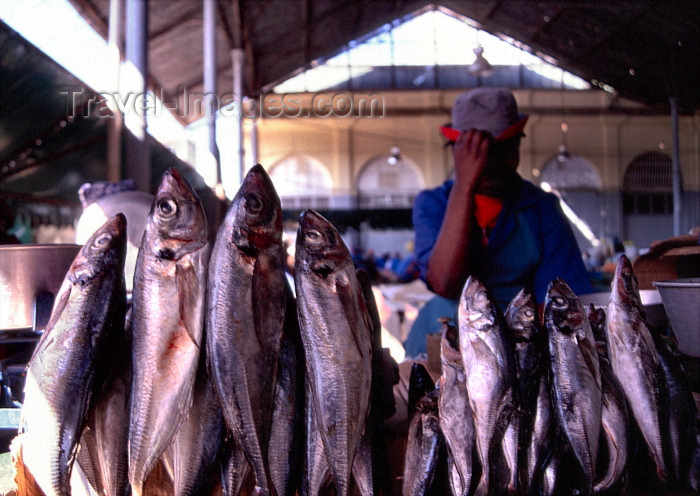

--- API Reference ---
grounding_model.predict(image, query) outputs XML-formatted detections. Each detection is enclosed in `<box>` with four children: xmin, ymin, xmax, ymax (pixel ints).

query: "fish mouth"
<box><xmin>104</xmin><ymin>213</ymin><xmax>127</xmax><ymax>237</ymax></box>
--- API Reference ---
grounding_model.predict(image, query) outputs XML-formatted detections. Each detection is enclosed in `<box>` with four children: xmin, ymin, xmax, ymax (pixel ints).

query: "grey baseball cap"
<box><xmin>440</xmin><ymin>87</ymin><xmax>528</xmax><ymax>142</ymax></box>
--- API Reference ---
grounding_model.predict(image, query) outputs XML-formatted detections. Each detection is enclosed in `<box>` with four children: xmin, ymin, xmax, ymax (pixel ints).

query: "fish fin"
<box><xmin>356</xmin><ymin>269</ymin><xmax>381</xmax><ymax>350</ymax></box>
<box><xmin>578</xmin><ymin>328</ymin><xmax>602</xmax><ymax>390</ymax></box>
<box><xmin>337</xmin><ymin>272</ymin><xmax>371</xmax><ymax>358</ymax></box>
<box><xmin>177</xmin><ymin>262</ymin><xmax>202</xmax><ymax>348</ymax></box>
<box><xmin>635</xmin><ymin>319</ymin><xmax>658</xmax><ymax>363</ymax></box>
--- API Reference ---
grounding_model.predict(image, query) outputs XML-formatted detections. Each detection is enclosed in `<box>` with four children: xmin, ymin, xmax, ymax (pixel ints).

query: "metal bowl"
<box><xmin>653</xmin><ymin>278</ymin><xmax>700</xmax><ymax>358</ymax></box>
<box><xmin>0</xmin><ymin>244</ymin><xmax>81</xmax><ymax>331</ymax></box>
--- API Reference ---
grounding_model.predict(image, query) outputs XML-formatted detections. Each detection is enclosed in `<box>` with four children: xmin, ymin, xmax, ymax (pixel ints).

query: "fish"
<box><xmin>220</xmin><ymin>436</ymin><xmax>251</xmax><ymax>496</ymax></box>
<box><xmin>294</xmin><ymin>209</ymin><xmax>373</xmax><ymax>496</ymax></box>
<box><xmin>458</xmin><ymin>276</ymin><xmax>515</xmax><ymax>496</ymax></box>
<box><xmin>408</xmin><ymin>362</ymin><xmax>436</xmax><ymax>422</ymax></box>
<box><xmin>164</xmin><ymin>353</ymin><xmax>225</xmax><ymax>496</ymax></box>
<box><xmin>357</xmin><ymin>268</ymin><xmax>399</xmax><ymax>496</ymax></box>
<box><xmin>503</xmin><ymin>289</ymin><xmax>548</xmax><ymax>495</ymax></box>
<box><xmin>206</xmin><ymin>164</ymin><xmax>286</xmax><ymax>496</ymax></box>
<box><xmin>545</xmin><ymin>278</ymin><xmax>601</xmax><ymax>495</ymax></box>
<box><xmin>268</xmin><ymin>279</ymin><xmax>305</xmax><ymax>496</ymax></box>
<box><xmin>540</xmin><ymin>449</ymin><xmax>559</xmax><ymax>496</ymax></box>
<box><xmin>86</xmin><ymin>303</ymin><xmax>132</xmax><ymax>496</ymax></box>
<box><xmin>128</xmin><ymin>168</ymin><xmax>210</xmax><ymax>496</ymax></box>
<box><xmin>351</xmin><ymin>427</ymin><xmax>375</xmax><ymax>496</ymax></box>
<box><xmin>605</xmin><ymin>255</ymin><xmax>667</xmax><ymax>482</ymax></box>
<box><xmin>587</xmin><ymin>304</ymin><xmax>629</xmax><ymax>493</ymax></box>
<box><xmin>527</xmin><ymin>373</ymin><xmax>554</xmax><ymax>496</ymax></box>
<box><xmin>357</xmin><ymin>268</ymin><xmax>399</xmax><ymax>425</ymax></box>
<box><xmin>438</xmin><ymin>320</ymin><xmax>476</xmax><ymax>496</ymax></box>
<box><xmin>76</xmin><ymin>429</ymin><xmax>103</xmax><ymax>494</ymax></box>
<box><xmin>689</xmin><ymin>432</ymin><xmax>700</xmax><ymax>492</ymax></box>
<box><xmin>20</xmin><ymin>213</ymin><xmax>127</xmax><ymax>496</ymax></box>
<box><xmin>653</xmin><ymin>332</ymin><xmax>698</xmax><ymax>486</ymax></box>
<box><xmin>402</xmin><ymin>390</ymin><xmax>442</xmax><ymax>496</ymax></box>
<box><xmin>302</xmin><ymin>377</ymin><xmax>332</xmax><ymax>496</ymax></box>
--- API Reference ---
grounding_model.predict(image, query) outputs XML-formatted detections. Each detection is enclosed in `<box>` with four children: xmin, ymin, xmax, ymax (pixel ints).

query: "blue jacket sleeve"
<box><xmin>532</xmin><ymin>192</ymin><xmax>594</xmax><ymax>303</ymax></box>
<box><xmin>412</xmin><ymin>186</ymin><xmax>449</xmax><ymax>285</ymax></box>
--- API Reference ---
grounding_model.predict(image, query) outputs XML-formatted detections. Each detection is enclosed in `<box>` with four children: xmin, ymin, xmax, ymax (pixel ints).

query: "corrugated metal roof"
<box><xmin>0</xmin><ymin>20</ymin><xmax>215</xmax><ymax>212</ymax></box>
<box><xmin>65</xmin><ymin>0</ymin><xmax>700</xmax><ymax>117</ymax></box>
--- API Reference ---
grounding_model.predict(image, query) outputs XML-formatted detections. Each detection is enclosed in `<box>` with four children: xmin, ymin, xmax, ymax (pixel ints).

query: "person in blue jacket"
<box><xmin>405</xmin><ymin>87</ymin><xmax>592</xmax><ymax>357</ymax></box>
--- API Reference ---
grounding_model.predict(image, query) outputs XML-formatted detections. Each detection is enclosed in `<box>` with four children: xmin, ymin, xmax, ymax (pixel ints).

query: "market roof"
<box><xmin>65</xmin><ymin>0</ymin><xmax>700</xmax><ymax>121</ymax></box>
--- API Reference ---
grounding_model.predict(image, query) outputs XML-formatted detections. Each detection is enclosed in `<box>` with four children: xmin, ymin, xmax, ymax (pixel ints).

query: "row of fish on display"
<box><xmin>402</xmin><ymin>256</ymin><xmax>700</xmax><ymax>496</ymax></box>
<box><xmin>16</xmin><ymin>165</ymin><xmax>400</xmax><ymax>496</ymax></box>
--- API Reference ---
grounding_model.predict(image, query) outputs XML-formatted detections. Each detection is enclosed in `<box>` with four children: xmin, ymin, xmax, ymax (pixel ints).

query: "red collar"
<box><xmin>474</xmin><ymin>194</ymin><xmax>503</xmax><ymax>230</ymax></box>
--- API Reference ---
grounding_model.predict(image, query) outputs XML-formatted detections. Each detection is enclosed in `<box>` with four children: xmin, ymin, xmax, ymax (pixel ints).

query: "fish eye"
<box><xmin>93</xmin><ymin>233</ymin><xmax>112</xmax><ymax>247</ymax></box>
<box><xmin>551</xmin><ymin>295</ymin><xmax>567</xmax><ymax>308</ymax></box>
<box><xmin>305</xmin><ymin>229</ymin><xmax>322</xmax><ymax>243</ymax></box>
<box><xmin>157</xmin><ymin>198</ymin><xmax>177</xmax><ymax>218</ymax></box>
<box><xmin>245</xmin><ymin>194</ymin><xmax>262</xmax><ymax>213</ymax></box>
<box><xmin>523</xmin><ymin>307</ymin><xmax>534</xmax><ymax>318</ymax></box>
<box><xmin>475</xmin><ymin>291</ymin><xmax>487</xmax><ymax>303</ymax></box>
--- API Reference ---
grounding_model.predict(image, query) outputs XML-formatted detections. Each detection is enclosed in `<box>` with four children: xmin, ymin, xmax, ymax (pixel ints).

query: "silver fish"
<box><xmin>76</xmin><ymin>429</ymin><xmax>103</xmax><ymax>494</ymax></box>
<box><xmin>540</xmin><ymin>451</ymin><xmax>559</xmax><ymax>496</ymax></box>
<box><xmin>21</xmin><ymin>213</ymin><xmax>127</xmax><ymax>496</ymax></box>
<box><xmin>653</xmin><ymin>332</ymin><xmax>698</xmax><ymax>486</ymax></box>
<box><xmin>351</xmin><ymin>428</ymin><xmax>375</xmax><ymax>496</ymax></box>
<box><xmin>206</xmin><ymin>163</ymin><xmax>285</xmax><ymax>496</ymax></box>
<box><xmin>303</xmin><ymin>376</ymin><xmax>332</xmax><ymax>496</ymax></box>
<box><xmin>587</xmin><ymin>304</ymin><xmax>629</xmax><ymax>493</ymax></box>
<box><xmin>268</xmin><ymin>279</ymin><xmax>305</xmax><ymax>496</ymax></box>
<box><xmin>527</xmin><ymin>373</ymin><xmax>553</xmax><ymax>495</ymax></box>
<box><xmin>220</xmin><ymin>436</ymin><xmax>251</xmax><ymax>496</ymax></box>
<box><xmin>87</xmin><ymin>305</ymin><xmax>131</xmax><ymax>496</ymax></box>
<box><xmin>408</xmin><ymin>362</ymin><xmax>436</xmax><ymax>422</ymax></box>
<box><xmin>458</xmin><ymin>276</ymin><xmax>515</xmax><ymax>496</ymax></box>
<box><xmin>164</xmin><ymin>355</ymin><xmax>225</xmax><ymax>496</ymax></box>
<box><xmin>402</xmin><ymin>390</ymin><xmax>441</xmax><ymax>496</ymax></box>
<box><xmin>438</xmin><ymin>321</ymin><xmax>476</xmax><ymax>496</ymax></box>
<box><xmin>605</xmin><ymin>255</ymin><xmax>666</xmax><ymax>481</ymax></box>
<box><xmin>689</xmin><ymin>431</ymin><xmax>700</xmax><ymax>492</ymax></box>
<box><xmin>294</xmin><ymin>209</ymin><xmax>373</xmax><ymax>496</ymax></box>
<box><xmin>128</xmin><ymin>168</ymin><xmax>210</xmax><ymax>496</ymax></box>
<box><xmin>545</xmin><ymin>278</ymin><xmax>601</xmax><ymax>495</ymax></box>
<box><xmin>503</xmin><ymin>289</ymin><xmax>548</xmax><ymax>495</ymax></box>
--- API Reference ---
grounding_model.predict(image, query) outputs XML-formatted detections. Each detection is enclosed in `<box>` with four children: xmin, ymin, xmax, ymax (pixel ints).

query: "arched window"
<box><xmin>357</xmin><ymin>153</ymin><xmax>424</xmax><ymax>208</ymax></box>
<box><xmin>623</xmin><ymin>151</ymin><xmax>675</xmax><ymax>216</ymax></box>
<box><xmin>539</xmin><ymin>154</ymin><xmax>602</xmax><ymax>190</ymax></box>
<box><xmin>269</xmin><ymin>155</ymin><xmax>332</xmax><ymax>210</ymax></box>
<box><xmin>622</xmin><ymin>151</ymin><xmax>677</xmax><ymax>248</ymax></box>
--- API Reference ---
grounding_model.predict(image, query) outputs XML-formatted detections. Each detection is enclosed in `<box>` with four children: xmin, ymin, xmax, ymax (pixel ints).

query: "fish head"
<box><xmin>586</xmin><ymin>303</ymin><xmax>608</xmax><ymax>352</ymax></box>
<box><xmin>229</xmin><ymin>164</ymin><xmax>282</xmax><ymax>256</ymax></box>
<box><xmin>504</xmin><ymin>288</ymin><xmax>539</xmax><ymax>342</ymax></box>
<box><xmin>69</xmin><ymin>213</ymin><xmax>127</xmax><ymax>286</ymax></box>
<box><xmin>147</xmin><ymin>168</ymin><xmax>209</xmax><ymax>260</ymax></box>
<box><xmin>442</xmin><ymin>321</ymin><xmax>459</xmax><ymax>351</ymax></box>
<box><xmin>460</xmin><ymin>276</ymin><xmax>497</xmax><ymax>329</ymax></box>
<box><xmin>611</xmin><ymin>255</ymin><xmax>643</xmax><ymax>309</ymax></box>
<box><xmin>296</xmin><ymin>209</ymin><xmax>351</xmax><ymax>278</ymax></box>
<box><xmin>440</xmin><ymin>320</ymin><xmax>462</xmax><ymax>366</ymax></box>
<box><xmin>544</xmin><ymin>278</ymin><xmax>587</xmax><ymax>337</ymax></box>
<box><xmin>416</xmin><ymin>388</ymin><xmax>440</xmax><ymax>414</ymax></box>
